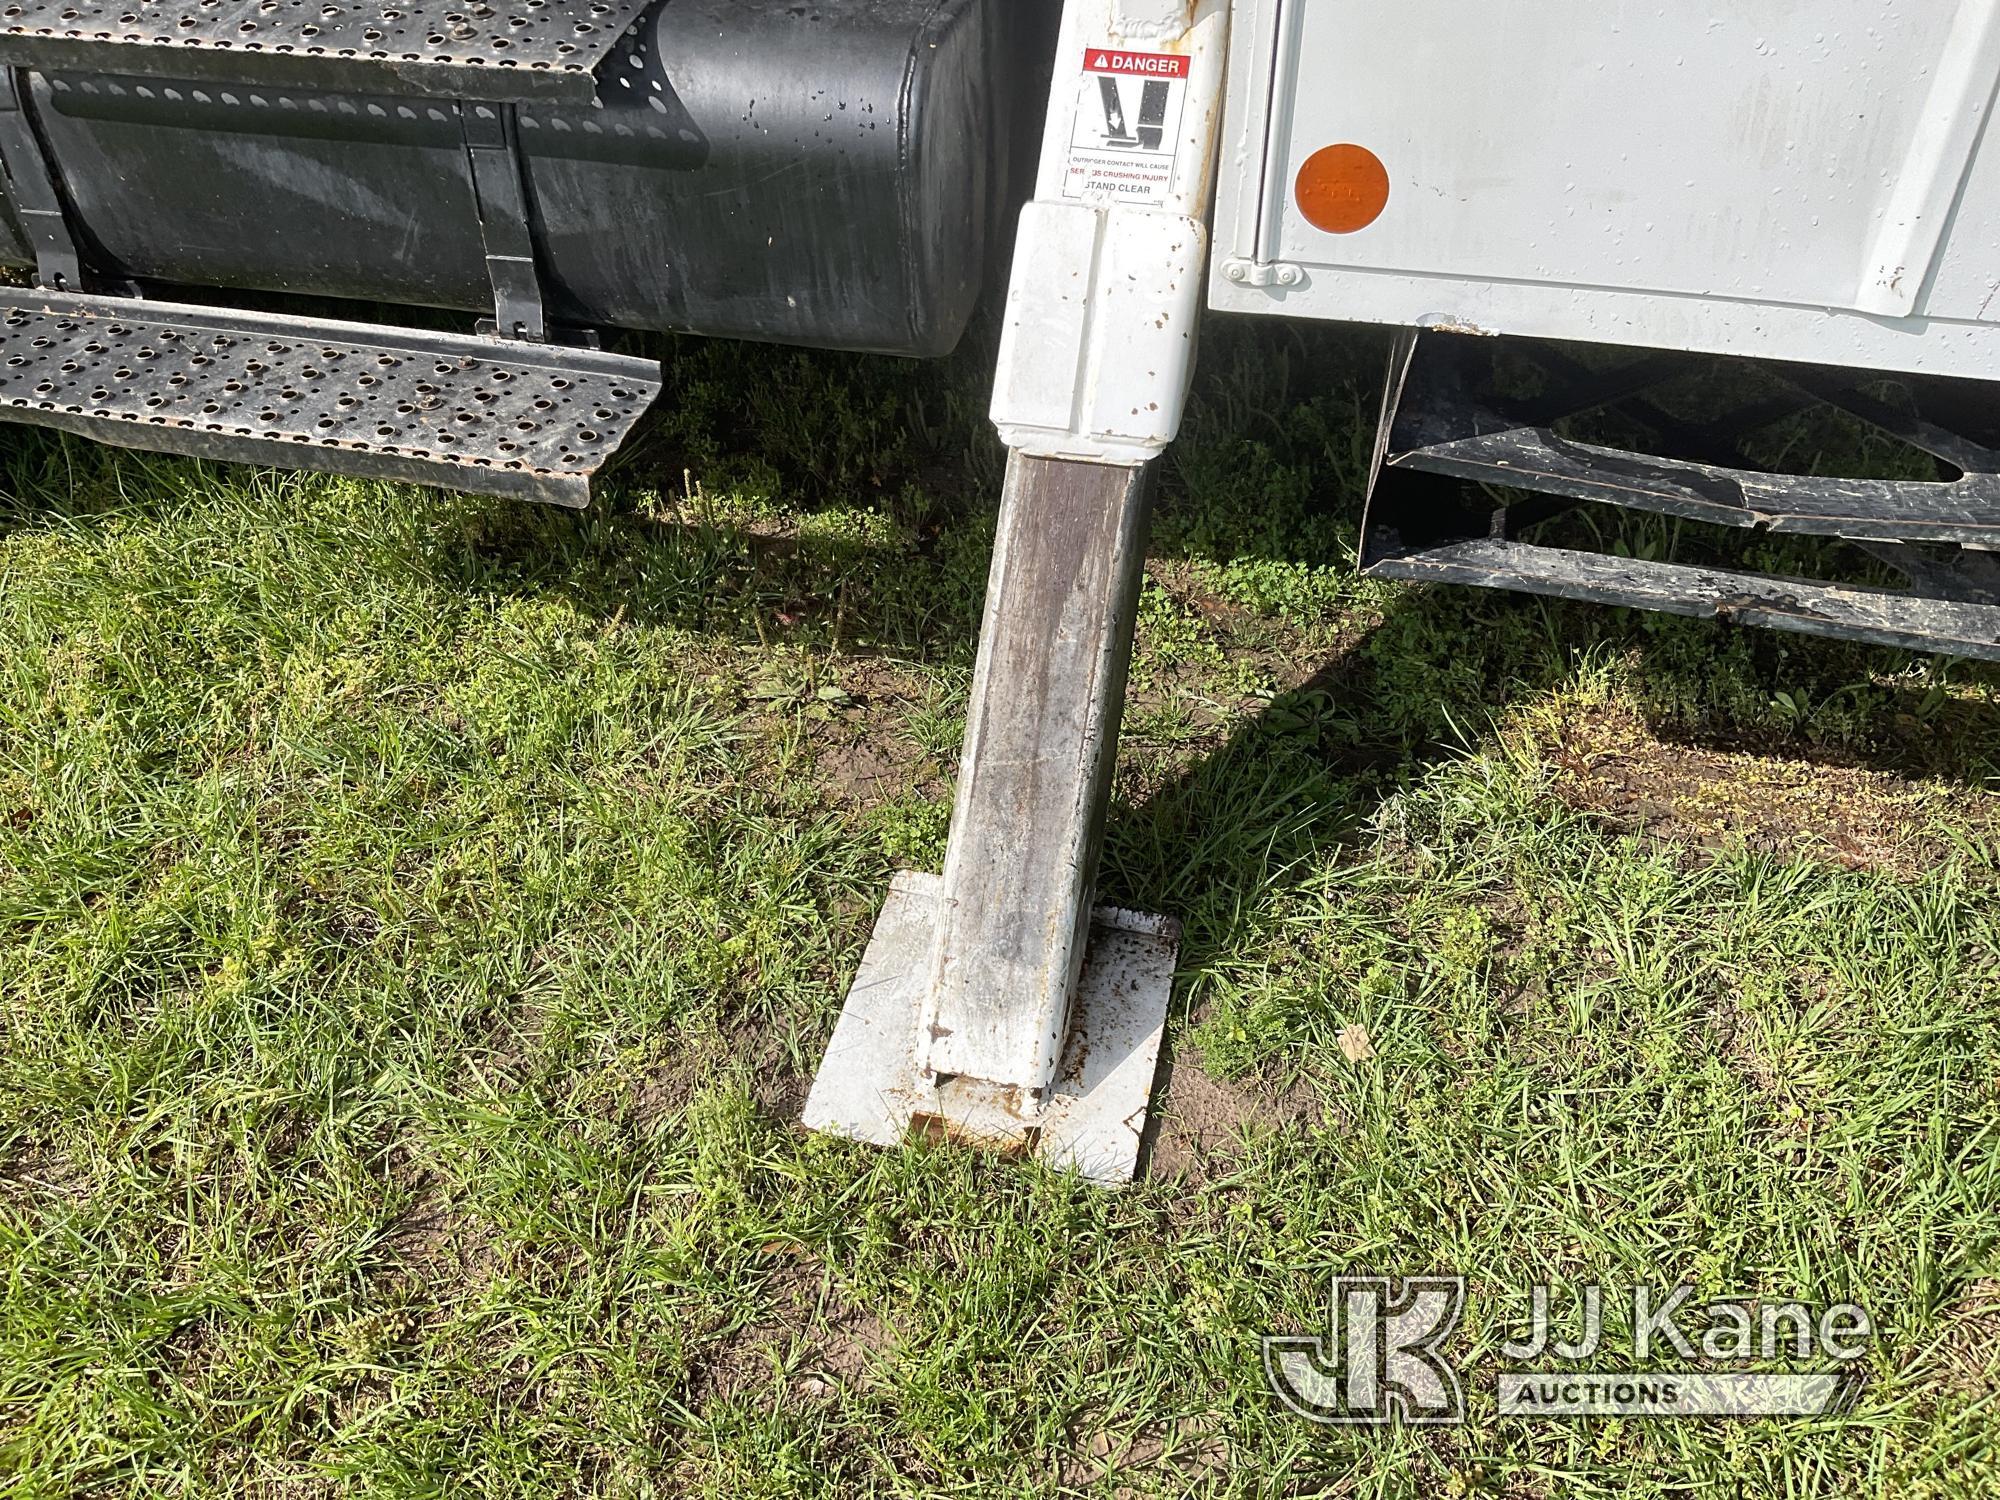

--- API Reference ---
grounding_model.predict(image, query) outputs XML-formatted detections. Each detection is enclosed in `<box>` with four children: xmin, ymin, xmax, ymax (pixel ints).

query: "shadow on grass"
<box><xmin>401</xmin><ymin>451</ymin><xmax>2000</xmax><ymax>1141</ymax></box>
<box><xmin>1</xmin><ymin>313</ymin><xmax>1993</xmax><ymax>939</ymax></box>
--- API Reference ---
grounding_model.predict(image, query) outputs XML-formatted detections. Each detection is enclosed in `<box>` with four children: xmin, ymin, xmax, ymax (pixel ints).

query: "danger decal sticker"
<box><xmin>1062</xmin><ymin>48</ymin><xmax>1190</xmax><ymax>208</ymax></box>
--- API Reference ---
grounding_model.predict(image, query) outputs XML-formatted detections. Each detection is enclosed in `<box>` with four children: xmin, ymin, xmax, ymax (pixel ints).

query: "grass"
<box><xmin>1</xmin><ymin>314</ymin><xmax>1998</xmax><ymax>1497</ymax></box>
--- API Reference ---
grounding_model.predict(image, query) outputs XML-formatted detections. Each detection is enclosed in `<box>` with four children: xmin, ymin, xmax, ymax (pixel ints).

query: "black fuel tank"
<box><xmin>8</xmin><ymin>0</ymin><xmax>1039</xmax><ymax>356</ymax></box>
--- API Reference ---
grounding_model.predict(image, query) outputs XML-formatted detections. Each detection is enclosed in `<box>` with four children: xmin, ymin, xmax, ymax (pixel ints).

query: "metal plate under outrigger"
<box><xmin>803</xmin><ymin>873</ymin><xmax>1178</xmax><ymax>1186</ymax></box>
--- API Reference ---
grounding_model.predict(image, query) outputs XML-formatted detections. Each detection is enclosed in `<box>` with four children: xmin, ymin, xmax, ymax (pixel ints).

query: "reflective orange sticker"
<box><xmin>1295</xmin><ymin>144</ymin><xmax>1390</xmax><ymax>234</ymax></box>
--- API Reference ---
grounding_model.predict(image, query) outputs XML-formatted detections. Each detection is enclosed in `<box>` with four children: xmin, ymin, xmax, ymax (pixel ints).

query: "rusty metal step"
<box><xmin>1365</xmin><ymin>534</ymin><xmax>2000</xmax><ymax>663</ymax></box>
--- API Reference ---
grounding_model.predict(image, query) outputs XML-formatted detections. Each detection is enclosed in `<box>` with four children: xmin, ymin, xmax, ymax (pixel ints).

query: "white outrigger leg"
<box><xmin>803</xmin><ymin>0</ymin><xmax>1232</xmax><ymax>1184</ymax></box>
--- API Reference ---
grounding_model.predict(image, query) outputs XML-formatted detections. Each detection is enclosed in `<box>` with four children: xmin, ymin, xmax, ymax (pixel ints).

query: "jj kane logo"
<box><xmin>1264</xmin><ymin>1276</ymin><xmax>1467</xmax><ymax>1425</ymax></box>
<box><xmin>1266</xmin><ymin>1276</ymin><xmax>1873</xmax><ymax>1424</ymax></box>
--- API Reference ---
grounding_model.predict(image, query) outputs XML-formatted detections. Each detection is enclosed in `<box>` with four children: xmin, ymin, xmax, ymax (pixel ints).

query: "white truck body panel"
<box><xmin>1210</xmin><ymin>0</ymin><xmax>2000</xmax><ymax>379</ymax></box>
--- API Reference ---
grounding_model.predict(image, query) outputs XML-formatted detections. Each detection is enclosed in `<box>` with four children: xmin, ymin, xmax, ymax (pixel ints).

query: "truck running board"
<box><xmin>0</xmin><ymin>289</ymin><xmax>660</xmax><ymax>506</ymax></box>
<box><xmin>0</xmin><ymin>0</ymin><xmax>653</xmax><ymax>103</ymax></box>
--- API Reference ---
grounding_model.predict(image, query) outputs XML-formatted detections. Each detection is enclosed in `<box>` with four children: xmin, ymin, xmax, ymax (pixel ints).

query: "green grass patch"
<box><xmin>1</xmin><ymin>319</ymin><xmax>1997</xmax><ymax>1496</ymax></box>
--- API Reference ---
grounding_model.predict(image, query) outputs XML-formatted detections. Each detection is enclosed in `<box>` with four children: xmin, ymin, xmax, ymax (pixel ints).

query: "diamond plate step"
<box><xmin>0</xmin><ymin>0</ymin><xmax>653</xmax><ymax>103</ymax></box>
<box><xmin>0</xmin><ymin>288</ymin><xmax>659</xmax><ymax>505</ymax></box>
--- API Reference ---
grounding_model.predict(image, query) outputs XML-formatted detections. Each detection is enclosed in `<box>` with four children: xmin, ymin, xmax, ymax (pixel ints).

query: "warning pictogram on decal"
<box><xmin>1063</xmin><ymin>48</ymin><xmax>1190</xmax><ymax>208</ymax></box>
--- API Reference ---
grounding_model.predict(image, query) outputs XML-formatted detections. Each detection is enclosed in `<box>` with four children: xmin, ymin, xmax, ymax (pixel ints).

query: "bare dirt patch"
<box><xmin>622</xmin><ymin>1024</ymin><xmax>812</xmax><ymax>1130</ymax></box>
<box><xmin>817</xmin><ymin>734</ymin><xmax>936</xmax><ymax>809</ymax></box>
<box><xmin>736</xmin><ymin>652</ymin><xmax>948</xmax><ymax>810</ymax></box>
<box><xmin>690</xmin><ymin>1255</ymin><xmax>889</xmax><ymax>1408</ymax></box>
<box><xmin>1543</xmin><ymin>703</ymin><xmax>1996</xmax><ymax>878</ymax></box>
<box><xmin>1143</xmin><ymin>1044</ymin><xmax>1317</xmax><ymax>1183</ymax></box>
<box><xmin>1060</xmin><ymin>1411</ymin><xmax>1232</xmax><ymax>1495</ymax></box>
<box><xmin>1933</xmin><ymin>1277</ymin><xmax>2000</xmax><ymax>1395</ymax></box>
<box><xmin>0</xmin><ymin>1140</ymin><xmax>93</xmax><ymax>1211</ymax></box>
<box><xmin>380</xmin><ymin>1178</ymin><xmax>501</xmax><ymax>1298</ymax></box>
<box><xmin>626</xmin><ymin>1049</ymin><xmax>716</xmax><ymax>1132</ymax></box>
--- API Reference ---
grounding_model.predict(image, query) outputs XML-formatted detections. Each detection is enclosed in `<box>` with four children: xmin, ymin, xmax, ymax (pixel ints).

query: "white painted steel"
<box><xmin>1210</xmin><ymin>0</ymin><xmax>2000</xmax><ymax>378</ymax></box>
<box><xmin>809</xmin><ymin>0</ymin><xmax>1235</xmax><ymax>1183</ymax></box>
<box><xmin>991</xmin><ymin>0</ymin><xmax>1231</xmax><ymax>462</ymax></box>
<box><xmin>994</xmin><ymin>202</ymin><xmax>1210</xmax><ymax>465</ymax></box>
<box><xmin>800</xmin><ymin>873</ymin><xmax>1179</xmax><ymax>1186</ymax></box>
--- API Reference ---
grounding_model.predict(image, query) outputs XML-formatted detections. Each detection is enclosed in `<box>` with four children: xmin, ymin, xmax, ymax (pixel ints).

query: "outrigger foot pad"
<box><xmin>802</xmin><ymin>872</ymin><xmax>1179</xmax><ymax>1186</ymax></box>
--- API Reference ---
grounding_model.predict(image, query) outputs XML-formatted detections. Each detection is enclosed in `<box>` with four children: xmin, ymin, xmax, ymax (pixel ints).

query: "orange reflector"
<box><xmin>1295</xmin><ymin>144</ymin><xmax>1390</xmax><ymax>234</ymax></box>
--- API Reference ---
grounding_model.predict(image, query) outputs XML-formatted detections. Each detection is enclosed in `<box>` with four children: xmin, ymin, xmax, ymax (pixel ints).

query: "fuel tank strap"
<box><xmin>0</xmin><ymin>0</ymin><xmax>654</xmax><ymax>104</ymax></box>
<box><xmin>461</xmin><ymin>102</ymin><xmax>546</xmax><ymax>342</ymax></box>
<box><xmin>0</xmin><ymin>67</ymin><xmax>80</xmax><ymax>289</ymax></box>
<box><xmin>0</xmin><ymin>289</ymin><xmax>661</xmax><ymax>505</ymax></box>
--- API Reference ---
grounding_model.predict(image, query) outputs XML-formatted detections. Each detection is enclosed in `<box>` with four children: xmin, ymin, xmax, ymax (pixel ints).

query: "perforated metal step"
<box><xmin>0</xmin><ymin>288</ymin><xmax>660</xmax><ymax>505</ymax></box>
<box><xmin>0</xmin><ymin>0</ymin><xmax>652</xmax><ymax>103</ymax></box>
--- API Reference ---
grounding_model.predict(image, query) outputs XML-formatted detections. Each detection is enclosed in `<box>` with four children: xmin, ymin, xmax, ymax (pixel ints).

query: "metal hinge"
<box><xmin>1217</xmin><ymin>256</ymin><xmax>1306</xmax><ymax>289</ymax></box>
